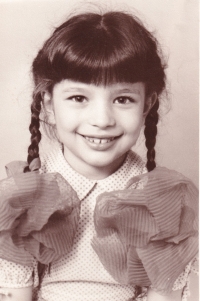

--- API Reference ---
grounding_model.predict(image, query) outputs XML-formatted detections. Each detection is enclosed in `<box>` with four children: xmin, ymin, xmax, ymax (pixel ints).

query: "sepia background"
<box><xmin>0</xmin><ymin>0</ymin><xmax>198</xmax><ymax>300</ymax></box>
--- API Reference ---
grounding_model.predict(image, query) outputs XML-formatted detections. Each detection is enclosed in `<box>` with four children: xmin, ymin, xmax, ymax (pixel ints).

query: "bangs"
<box><xmin>33</xmin><ymin>12</ymin><xmax>165</xmax><ymax>93</ymax></box>
<box><xmin>50</xmin><ymin>51</ymin><xmax>148</xmax><ymax>86</ymax></box>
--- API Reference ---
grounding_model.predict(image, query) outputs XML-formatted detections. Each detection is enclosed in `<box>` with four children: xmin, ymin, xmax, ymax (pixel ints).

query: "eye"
<box><xmin>67</xmin><ymin>95</ymin><xmax>87</xmax><ymax>103</ymax></box>
<box><xmin>114</xmin><ymin>96</ymin><xmax>135</xmax><ymax>104</ymax></box>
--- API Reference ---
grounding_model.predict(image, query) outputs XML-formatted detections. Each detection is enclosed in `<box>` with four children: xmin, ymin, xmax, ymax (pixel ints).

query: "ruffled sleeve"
<box><xmin>92</xmin><ymin>167</ymin><xmax>198</xmax><ymax>295</ymax></box>
<box><xmin>0</xmin><ymin>161</ymin><xmax>81</xmax><ymax>267</ymax></box>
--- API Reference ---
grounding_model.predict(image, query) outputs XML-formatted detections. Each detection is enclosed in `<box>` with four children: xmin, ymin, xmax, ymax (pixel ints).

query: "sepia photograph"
<box><xmin>0</xmin><ymin>0</ymin><xmax>198</xmax><ymax>300</ymax></box>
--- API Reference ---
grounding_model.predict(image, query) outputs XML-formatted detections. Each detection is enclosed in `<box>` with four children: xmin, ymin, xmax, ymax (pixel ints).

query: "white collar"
<box><xmin>41</xmin><ymin>145</ymin><xmax>145</xmax><ymax>200</ymax></box>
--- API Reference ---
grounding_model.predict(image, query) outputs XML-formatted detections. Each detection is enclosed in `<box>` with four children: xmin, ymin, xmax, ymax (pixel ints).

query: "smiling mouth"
<box><xmin>81</xmin><ymin>135</ymin><xmax>119</xmax><ymax>144</ymax></box>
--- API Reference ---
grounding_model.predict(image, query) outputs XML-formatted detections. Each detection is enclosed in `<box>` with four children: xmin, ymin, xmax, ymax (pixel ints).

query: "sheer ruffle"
<box><xmin>92</xmin><ymin>167</ymin><xmax>198</xmax><ymax>294</ymax></box>
<box><xmin>0</xmin><ymin>162</ymin><xmax>198</xmax><ymax>294</ymax></box>
<box><xmin>0</xmin><ymin>162</ymin><xmax>80</xmax><ymax>266</ymax></box>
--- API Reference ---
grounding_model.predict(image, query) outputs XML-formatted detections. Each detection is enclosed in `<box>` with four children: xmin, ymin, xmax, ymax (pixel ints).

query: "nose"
<box><xmin>88</xmin><ymin>101</ymin><xmax>116</xmax><ymax>128</ymax></box>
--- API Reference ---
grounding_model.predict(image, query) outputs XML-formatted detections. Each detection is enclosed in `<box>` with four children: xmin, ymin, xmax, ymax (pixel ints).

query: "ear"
<box><xmin>143</xmin><ymin>92</ymin><xmax>157</xmax><ymax>117</ymax></box>
<box><xmin>42</xmin><ymin>91</ymin><xmax>56</xmax><ymax>125</ymax></box>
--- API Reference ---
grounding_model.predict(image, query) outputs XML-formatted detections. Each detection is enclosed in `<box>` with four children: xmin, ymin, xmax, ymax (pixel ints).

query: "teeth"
<box><xmin>85</xmin><ymin>137</ymin><xmax>94</xmax><ymax>143</ymax></box>
<box><xmin>93</xmin><ymin>138</ymin><xmax>101</xmax><ymax>144</ymax></box>
<box><xmin>84</xmin><ymin>136</ymin><xmax>114</xmax><ymax>144</ymax></box>
<box><xmin>101</xmin><ymin>139</ymin><xmax>110</xmax><ymax>144</ymax></box>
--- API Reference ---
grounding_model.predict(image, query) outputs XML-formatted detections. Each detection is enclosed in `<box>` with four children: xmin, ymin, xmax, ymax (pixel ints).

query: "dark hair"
<box><xmin>25</xmin><ymin>11</ymin><xmax>166</xmax><ymax>172</ymax></box>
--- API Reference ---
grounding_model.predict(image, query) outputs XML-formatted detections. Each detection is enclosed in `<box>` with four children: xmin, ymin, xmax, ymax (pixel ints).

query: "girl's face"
<box><xmin>45</xmin><ymin>80</ymin><xmax>148</xmax><ymax>179</ymax></box>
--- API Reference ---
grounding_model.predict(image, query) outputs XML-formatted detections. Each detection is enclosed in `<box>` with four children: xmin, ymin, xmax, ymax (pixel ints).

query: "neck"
<box><xmin>63</xmin><ymin>150</ymin><xmax>127</xmax><ymax>180</ymax></box>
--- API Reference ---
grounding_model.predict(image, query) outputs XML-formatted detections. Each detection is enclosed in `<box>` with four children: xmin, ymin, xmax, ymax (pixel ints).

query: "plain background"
<box><xmin>0</xmin><ymin>0</ymin><xmax>198</xmax><ymax>300</ymax></box>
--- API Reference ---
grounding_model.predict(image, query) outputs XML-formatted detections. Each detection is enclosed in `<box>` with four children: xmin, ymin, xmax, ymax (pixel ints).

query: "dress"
<box><xmin>0</xmin><ymin>146</ymin><xmax>198</xmax><ymax>301</ymax></box>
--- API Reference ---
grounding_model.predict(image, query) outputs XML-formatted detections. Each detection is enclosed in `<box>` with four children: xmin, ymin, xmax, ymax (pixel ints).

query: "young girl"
<box><xmin>0</xmin><ymin>9</ymin><xmax>198</xmax><ymax>301</ymax></box>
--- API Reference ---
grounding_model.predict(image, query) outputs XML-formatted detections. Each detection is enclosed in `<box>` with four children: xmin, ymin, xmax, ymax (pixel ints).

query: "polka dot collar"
<box><xmin>41</xmin><ymin>146</ymin><xmax>145</xmax><ymax>200</ymax></box>
<box><xmin>97</xmin><ymin>151</ymin><xmax>145</xmax><ymax>192</ymax></box>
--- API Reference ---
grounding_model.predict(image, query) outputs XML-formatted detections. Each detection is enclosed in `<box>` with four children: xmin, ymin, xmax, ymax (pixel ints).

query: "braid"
<box><xmin>144</xmin><ymin>99</ymin><xmax>159</xmax><ymax>172</ymax></box>
<box><xmin>24</xmin><ymin>95</ymin><xmax>42</xmax><ymax>173</ymax></box>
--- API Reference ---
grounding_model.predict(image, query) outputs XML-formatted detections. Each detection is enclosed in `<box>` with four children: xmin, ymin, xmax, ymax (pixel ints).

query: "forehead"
<box><xmin>53</xmin><ymin>80</ymin><xmax>146</xmax><ymax>96</ymax></box>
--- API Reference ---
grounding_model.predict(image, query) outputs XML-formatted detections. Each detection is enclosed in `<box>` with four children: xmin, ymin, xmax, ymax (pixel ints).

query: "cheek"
<box><xmin>53</xmin><ymin>107</ymin><xmax>78</xmax><ymax>131</ymax></box>
<box><xmin>121</xmin><ymin>111</ymin><xmax>144</xmax><ymax>134</ymax></box>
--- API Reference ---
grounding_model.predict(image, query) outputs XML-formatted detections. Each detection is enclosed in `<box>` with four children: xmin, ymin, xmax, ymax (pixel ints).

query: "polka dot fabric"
<box><xmin>134</xmin><ymin>257</ymin><xmax>199</xmax><ymax>301</ymax></box>
<box><xmin>0</xmin><ymin>144</ymin><xmax>198</xmax><ymax>301</ymax></box>
<box><xmin>39</xmin><ymin>146</ymin><xmax>146</xmax><ymax>301</ymax></box>
<box><xmin>0</xmin><ymin>259</ymin><xmax>33</xmax><ymax>288</ymax></box>
<box><xmin>0</xmin><ymin>258</ymin><xmax>38</xmax><ymax>288</ymax></box>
